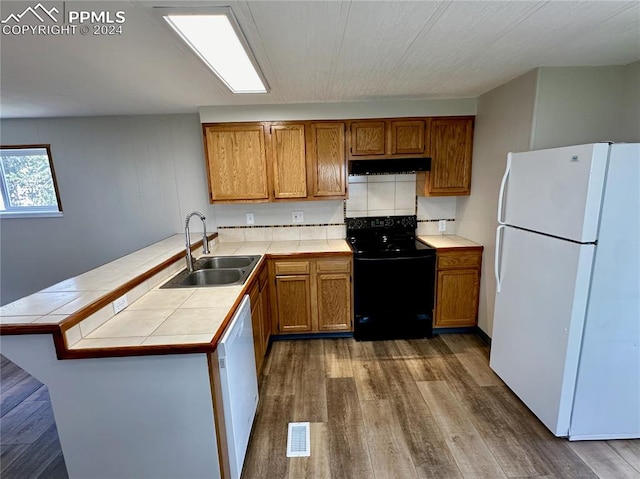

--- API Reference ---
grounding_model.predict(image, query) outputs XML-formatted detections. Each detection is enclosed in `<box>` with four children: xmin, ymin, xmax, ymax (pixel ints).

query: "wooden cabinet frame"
<box><xmin>203</xmin><ymin>121</ymin><xmax>348</xmax><ymax>203</ymax></box>
<box><xmin>416</xmin><ymin>116</ymin><xmax>474</xmax><ymax>196</ymax></box>
<box><xmin>433</xmin><ymin>246</ymin><xmax>483</xmax><ymax>328</ymax></box>
<box><xmin>346</xmin><ymin>118</ymin><xmax>429</xmax><ymax>160</ymax></box>
<box><xmin>269</xmin><ymin>254</ymin><xmax>353</xmax><ymax>334</ymax></box>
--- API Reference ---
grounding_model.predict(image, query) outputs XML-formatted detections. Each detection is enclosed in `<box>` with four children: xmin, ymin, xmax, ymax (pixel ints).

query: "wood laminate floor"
<box><xmin>242</xmin><ymin>335</ymin><xmax>640</xmax><ymax>479</ymax></box>
<box><xmin>1</xmin><ymin>335</ymin><xmax>639</xmax><ymax>479</ymax></box>
<box><xmin>0</xmin><ymin>354</ymin><xmax>68</xmax><ymax>479</ymax></box>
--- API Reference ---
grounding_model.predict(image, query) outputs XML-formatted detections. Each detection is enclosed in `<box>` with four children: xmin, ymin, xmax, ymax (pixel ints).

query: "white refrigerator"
<box><xmin>490</xmin><ymin>142</ymin><xmax>640</xmax><ymax>441</ymax></box>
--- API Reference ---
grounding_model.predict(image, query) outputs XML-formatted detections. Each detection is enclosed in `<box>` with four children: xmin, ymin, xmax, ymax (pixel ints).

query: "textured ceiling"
<box><xmin>0</xmin><ymin>0</ymin><xmax>638</xmax><ymax>118</ymax></box>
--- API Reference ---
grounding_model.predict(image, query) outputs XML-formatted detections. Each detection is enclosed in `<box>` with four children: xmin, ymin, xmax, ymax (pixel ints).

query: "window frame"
<box><xmin>0</xmin><ymin>144</ymin><xmax>63</xmax><ymax>217</ymax></box>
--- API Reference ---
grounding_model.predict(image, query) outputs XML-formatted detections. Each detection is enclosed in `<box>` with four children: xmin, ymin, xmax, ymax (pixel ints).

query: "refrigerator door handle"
<box><xmin>495</xmin><ymin>225</ymin><xmax>506</xmax><ymax>293</ymax></box>
<box><xmin>497</xmin><ymin>153</ymin><xmax>512</xmax><ymax>224</ymax></box>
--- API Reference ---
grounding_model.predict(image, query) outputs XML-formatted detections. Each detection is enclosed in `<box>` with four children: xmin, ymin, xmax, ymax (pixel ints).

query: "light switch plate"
<box><xmin>438</xmin><ymin>220</ymin><xmax>447</xmax><ymax>232</ymax></box>
<box><xmin>112</xmin><ymin>295</ymin><xmax>128</xmax><ymax>315</ymax></box>
<box><xmin>246</xmin><ymin>213</ymin><xmax>255</xmax><ymax>225</ymax></box>
<box><xmin>292</xmin><ymin>211</ymin><xmax>304</xmax><ymax>223</ymax></box>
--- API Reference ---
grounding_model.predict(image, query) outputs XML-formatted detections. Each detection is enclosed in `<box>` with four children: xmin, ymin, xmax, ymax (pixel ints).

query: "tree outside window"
<box><xmin>0</xmin><ymin>145</ymin><xmax>62</xmax><ymax>215</ymax></box>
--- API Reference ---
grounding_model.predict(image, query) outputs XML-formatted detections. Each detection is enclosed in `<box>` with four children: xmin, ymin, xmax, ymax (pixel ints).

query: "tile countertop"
<box><xmin>0</xmin><ymin>235</ymin><xmax>351</xmax><ymax>354</ymax></box>
<box><xmin>418</xmin><ymin>234</ymin><xmax>483</xmax><ymax>249</ymax></box>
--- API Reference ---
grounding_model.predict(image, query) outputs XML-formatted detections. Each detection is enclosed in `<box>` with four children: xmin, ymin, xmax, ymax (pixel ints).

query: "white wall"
<box><xmin>531</xmin><ymin>64</ymin><xmax>639</xmax><ymax>149</ymax></box>
<box><xmin>199</xmin><ymin>98</ymin><xmax>476</xmax><ymax>123</ymax></box>
<box><xmin>1</xmin><ymin>334</ymin><xmax>220</xmax><ymax>479</ymax></box>
<box><xmin>0</xmin><ymin>114</ymin><xmax>214</xmax><ymax>305</ymax></box>
<box><xmin>620</xmin><ymin>61</ymin><xmax>640</xmax><ymax>142</ymax></box>
<box><xmin>456</xmin><ymin>69</ymin><xmax>539</xmax><ymax>336</ymax></box>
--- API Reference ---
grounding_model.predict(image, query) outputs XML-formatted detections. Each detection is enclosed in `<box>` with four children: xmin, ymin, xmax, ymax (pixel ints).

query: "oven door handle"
<box><xmin>354</xmin><ymin>255</ymin><xmax>434</xmax><ymax>262</ymax></box>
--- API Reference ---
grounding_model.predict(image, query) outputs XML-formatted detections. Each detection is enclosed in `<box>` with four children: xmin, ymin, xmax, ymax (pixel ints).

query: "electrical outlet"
<box><xmin>292</xmin><ymin>211</ymin><xmax>304</xmax><ymax>223</ymax></box>
<box><xmin>438</xmin><ymin>220</ymin><xmax>447</xmax><ymax>233</ymax></box>
<box><xmin>246</xmin><ymin>213</ymin><xmax>255</xmax><ymax>225</ymax></box>
<box><xmin>112</xmin><ymin>295</ymin><xmax>128</xmax><ymax>315</ymax></box>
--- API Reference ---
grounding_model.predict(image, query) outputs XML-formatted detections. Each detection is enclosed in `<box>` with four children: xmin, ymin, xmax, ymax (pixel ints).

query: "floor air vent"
<box><xmin>286</xmin><ymin>422</ymin><xmax>310</xmax><ymax>457</ymax></box>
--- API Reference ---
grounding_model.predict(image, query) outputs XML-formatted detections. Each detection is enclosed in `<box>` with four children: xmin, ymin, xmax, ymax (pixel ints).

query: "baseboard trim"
<box><xmin>271</xmin><ymin>332</ymin><xmax>354</xmax><ymax>341</ymax></box>
<box><xmin>473</xmin><ymin>326</ymin><xmax>492</xmax><ymax>346</ymax></box>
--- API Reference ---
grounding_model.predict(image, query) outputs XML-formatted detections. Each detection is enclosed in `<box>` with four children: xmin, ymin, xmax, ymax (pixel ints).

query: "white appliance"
<box><xmin>491</xmin><ymin>143</ymin><xmax>640</xmax><ymax>441</ymax></box>
<box><xmin>217</xmin><ymin>295</ymin><xmax>259</xmax><ymax>478</ymax></box>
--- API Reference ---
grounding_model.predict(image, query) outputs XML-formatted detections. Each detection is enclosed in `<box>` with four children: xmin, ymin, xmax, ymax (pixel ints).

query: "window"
<box><xmin>0</xmin><ymin>145</ymin><xmax>62</xmax><ymax>217</ymax></box>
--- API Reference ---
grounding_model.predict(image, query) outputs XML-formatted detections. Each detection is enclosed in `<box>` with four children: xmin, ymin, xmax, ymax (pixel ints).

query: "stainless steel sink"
<box><xmin>160</xmin><ymin>255</ymin><xmax>260</xmax><ymax>288</ymax></box>
<box><xmin>194</xmin><ymin>255</ymin><xmax>259</xmax><ymax>270</ymax></box>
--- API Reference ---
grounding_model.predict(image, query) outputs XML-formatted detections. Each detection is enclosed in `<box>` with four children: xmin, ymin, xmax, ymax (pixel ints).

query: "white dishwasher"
<box><xmin>217</xmin><ymin>295</ymin><xmax>259</xmax><ymax>479</ymax></box>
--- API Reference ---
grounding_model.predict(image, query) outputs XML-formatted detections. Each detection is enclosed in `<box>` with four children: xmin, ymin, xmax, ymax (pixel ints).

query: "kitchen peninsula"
<box><xmin>0</xmin><ymin>234</ymin><xmax>351</xmax><ymax>479</ymax></box>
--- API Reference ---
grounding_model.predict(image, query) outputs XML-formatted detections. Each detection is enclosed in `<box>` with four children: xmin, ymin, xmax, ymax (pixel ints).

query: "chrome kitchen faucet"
<box><xmin>185</xmin><ymin>211</ymin><xmax>210</xmax><ymax>272</ymax></box>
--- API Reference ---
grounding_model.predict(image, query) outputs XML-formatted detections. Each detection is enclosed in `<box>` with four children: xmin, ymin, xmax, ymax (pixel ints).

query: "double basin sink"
<box><xmin>161</xmin><ymin>255</ymin><xmax>260</xmax><ymax>288</ymax></box>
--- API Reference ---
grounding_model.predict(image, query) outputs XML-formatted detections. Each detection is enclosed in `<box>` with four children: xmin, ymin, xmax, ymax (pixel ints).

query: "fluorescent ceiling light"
<box><xmin>163</xmin><ymin>12</ymin><xmax>267</xmax><ymax>93</ymax></box>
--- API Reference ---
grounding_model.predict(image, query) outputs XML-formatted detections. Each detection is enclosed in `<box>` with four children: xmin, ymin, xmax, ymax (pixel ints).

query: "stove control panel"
<box><xmin>346</xmin><ymin>215</ymin><xmax>417</xmax><ymax>231</ymax></box>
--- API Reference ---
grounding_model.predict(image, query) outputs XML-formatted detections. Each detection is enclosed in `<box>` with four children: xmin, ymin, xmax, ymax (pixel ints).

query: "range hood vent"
<box><xmin>349</xmin><ymin>158</ymin><xmax>431</xmax><ymax>175</ymax></box>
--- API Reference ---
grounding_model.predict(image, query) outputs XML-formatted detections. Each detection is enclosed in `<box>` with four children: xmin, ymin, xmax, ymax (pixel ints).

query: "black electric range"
<box><xmin>346</xmin><ymin>216</ymin><xmax>436</xmax><ymax>341</ymax></box>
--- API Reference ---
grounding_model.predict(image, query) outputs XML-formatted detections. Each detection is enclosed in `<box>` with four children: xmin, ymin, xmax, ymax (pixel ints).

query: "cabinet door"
<box><xmin>270</xmin><ymin>124</ymin><xmax>307</xmax><ymax>199</ymax></box>
<box><xmin>275</xmin><ymin>275</ymin><xmax>312</xmax><ymax>332</ymax></box>
<box><xmin>350</xmin><ymin>121</ymin><xmax>386</xmax><ymax>156</ymax></box>
<box><xmin>204</xmin><ymin>124</ymin><xmax>269</xmax><ymax>201</ymax></box>
<box><xmin>390</xmin><ymin>120</ymin><xmax>426</xmax><ymax>155</ymax></box>
<box><xmin>317</xmin><ymin>273</ymin><xmax>352</xmax><ymax>331</ymax></box>
<box><xmin>249</xmin><ymin>284</ymin><xmax>264</xmax><ymax>373</ymax></box>
<box><xmin>260</xmin><ymin>282</ymin><xmax>271</xmax><ymax>352</ymax></box>
<box><xmin>425</xmin><ymin>117</ymin><xmax>474</xmax><ymax>196</ymax></box>
<box><xmin>308</xmin><ymin>122</ymin><xmax>347</xmax><ymax>198</ymax></box>
<box><xmin>434</xmin><ymin>268</ymin><xmax>480</xmax><ymax>327</ymax></box>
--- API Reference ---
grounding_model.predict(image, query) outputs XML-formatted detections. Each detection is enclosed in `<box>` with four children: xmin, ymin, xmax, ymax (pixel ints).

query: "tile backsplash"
<box><xmin>215</xmin><ymin>174</ymin><xmax>458</xmax><ymax>240</ymax></box>
<box><xmin>346</xmin><ymin>174</ymin><xmax>417</xmax><ymax>217</ymax></box>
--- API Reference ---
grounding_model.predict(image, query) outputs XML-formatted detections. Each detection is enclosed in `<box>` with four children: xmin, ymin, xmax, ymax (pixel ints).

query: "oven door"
<box><xmin>353</xmin><ymin>255</ymin><xmax>435</xmax><ymax>340</ymax></box>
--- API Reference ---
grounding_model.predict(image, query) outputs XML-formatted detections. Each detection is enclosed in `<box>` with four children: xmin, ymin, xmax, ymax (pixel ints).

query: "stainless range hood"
<box><xmin>349</xmin><ymin>157</ymin><xmax>431</xmax><ymax>175</ymax></box>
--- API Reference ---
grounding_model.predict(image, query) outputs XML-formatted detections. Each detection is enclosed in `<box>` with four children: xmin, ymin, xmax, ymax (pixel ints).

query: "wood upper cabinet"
<box><xmin>270</xmin><ymin>255</ymin><xmax>353</xmax><ymax>334</ymax></box>
<box><xmin>204</xmin><ymin>121</ymin><xmax>347</xmax><ymax>203</ymax></box>
<box><xmin>417</xmin><ymin>117</ymin><xmax>474</xmax><ymax>196</ymax></box>
<box><xmin>434</xmin><ymin>247</ymin><xmax>482</xmax><ymax>328</ymax></box>
<box><xmin>350</xmin><ymin>121</ymin><xmax>386</xmax><ymax>156</ymax></box>
<box><xmin>270</xmin><ymin>124</ymin><xmax>307</xmax><ymax>199</ymax></box>
<box><xmin>390</xmin><ymin>120</ymin><xmax>427</xmax><ymax>155</ymax></box>
<box><xmin>347</xmin><ymin>118</ymin><xmax>428</xmax><ymax>160</ymax></box>
<box><xmin>307</xmin><ymin>122</ymin><xmax>347</xmax><ymax>198</ymax></box>
<box><xmin>203</xmin><ymin>124</ymin><xmax>269</xmax><ymax>202</ymax></box>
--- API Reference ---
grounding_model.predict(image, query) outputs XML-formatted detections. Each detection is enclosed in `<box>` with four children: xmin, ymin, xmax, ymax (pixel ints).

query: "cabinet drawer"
<box><xmin>274</xmin><ymin>261</ymin><xmax>310</xmax><ymax>275</ymax></box>
<box><xmin>437</xmin><ymin>250</ymin><xmax>482</xmax><ymax>269</ymax></box>
<box><xmin>316</xmin><ymin>259</ymin><xmax>351</xmax><ymax>273</ymax></box>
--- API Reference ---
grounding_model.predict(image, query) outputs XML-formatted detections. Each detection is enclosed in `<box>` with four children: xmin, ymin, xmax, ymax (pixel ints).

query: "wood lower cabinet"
<box><xmin>417</xmin><ymin>117</ymin><xmax>474</xmax><ymax>197</ymax></box>
<box><xmin>270</xmin><ymin>255</ymin><xmax>353</xmax><ymax>334</ymax></box>
<box><xmin>434</xmin><ymin>247</ymin><xmax>483</xmax><ymax>328</ymax></box>
<box><xmin>248</xmin><ymin>261</ymin><xmax>272</xmax><ymax>376</ymax></box>
<box><xmin>275</xmin><ymin>274</ymin><xmax>313</xmax><ymax>333</ymax></box>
